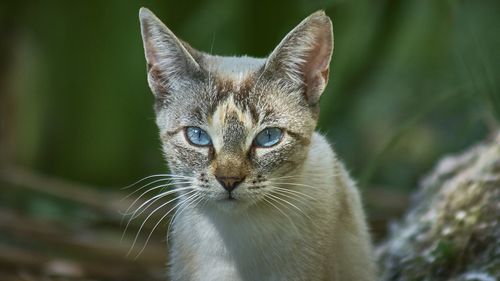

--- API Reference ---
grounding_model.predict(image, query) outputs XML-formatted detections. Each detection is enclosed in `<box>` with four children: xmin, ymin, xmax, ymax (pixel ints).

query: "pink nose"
<box><xmin>215</xmin><ymin>176</ymin><xmax>244</xmax><ymax>192</ymax></box>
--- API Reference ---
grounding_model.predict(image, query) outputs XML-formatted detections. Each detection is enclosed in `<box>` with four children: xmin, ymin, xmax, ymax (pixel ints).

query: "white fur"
<box><xmin>206</xmin><ymin>55</ymin><xmax>266</xmax><ymax>80</ymax></box>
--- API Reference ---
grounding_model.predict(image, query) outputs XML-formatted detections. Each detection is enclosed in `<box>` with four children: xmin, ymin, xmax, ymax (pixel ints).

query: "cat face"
<box><xmin>139</xmin><ymin>8</ymin><xmax>333</xmax><ymax>210</ymax></box>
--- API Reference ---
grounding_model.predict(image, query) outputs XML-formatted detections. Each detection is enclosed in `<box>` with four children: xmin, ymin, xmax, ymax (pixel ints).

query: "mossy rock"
<box><xmin>378</xmin><ymin>133</ymin><xmax>500</xmax><ymax>281</ymax></box>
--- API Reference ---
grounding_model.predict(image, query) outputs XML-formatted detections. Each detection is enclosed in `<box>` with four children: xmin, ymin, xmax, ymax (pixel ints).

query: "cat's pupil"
<box><xmin>185</xmin><ymin>127</ymin><xmax>211</xmax><ymax>146</ymax></box>
<box><xmin>254</xmin><ymin>127</ymin><xmax>283</xmax><ymax>147</ymax></box>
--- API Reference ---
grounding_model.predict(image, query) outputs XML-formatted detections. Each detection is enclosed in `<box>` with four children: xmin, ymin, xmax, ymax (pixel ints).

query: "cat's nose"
<box><xmin>216</xmin><ymin>176</ymin><xmax>245</xmax><ymax>192</ymax></box>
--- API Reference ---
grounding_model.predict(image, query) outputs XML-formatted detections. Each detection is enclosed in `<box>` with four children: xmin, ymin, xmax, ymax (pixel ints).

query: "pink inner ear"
<box><xmin>320</xmin><ymin>62</ymin><xmax>330</xmax><ymax>84</ymax></box>
<box><xmin>145</xmin><ymin>39</ymin><xmax>159</xmax><ymax>70</ymax></box>
<box><xmin>303</xmin><ymin>33</ymin><xmax>332</xmax><ymax>104</ymax></box>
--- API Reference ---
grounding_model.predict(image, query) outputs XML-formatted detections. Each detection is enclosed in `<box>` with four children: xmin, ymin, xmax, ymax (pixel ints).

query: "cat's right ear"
<box><xmin>264</xmin><ymin>11</ymin><xmax>333</xmax><ymax>106</ymax></box>
<box><xmin>139</xmin><ymin>8</ymin><xmax>201</xmax><ymax>99</ymax></box>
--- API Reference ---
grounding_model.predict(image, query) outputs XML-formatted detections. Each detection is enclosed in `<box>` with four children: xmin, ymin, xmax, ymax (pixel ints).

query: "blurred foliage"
<box><xmin>1</xmin><ymin>0</ymin><xmax>498</xmax><ymax>191</ymax></box>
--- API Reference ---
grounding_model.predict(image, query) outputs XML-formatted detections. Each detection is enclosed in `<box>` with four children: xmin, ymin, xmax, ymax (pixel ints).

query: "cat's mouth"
<box><xmin>216</xmin><ymin>193</ymin><xmax>240</xmax><ymax>205</ymax></box>
<box><xmin>226</xmin><ymin>193</ymin><xmax>236</xmax><ymax>201</ymax></box>
<box><xmin>212</xmin><ymin>191</ymin><xmax>256</xmax><ymax>212</ymax></box>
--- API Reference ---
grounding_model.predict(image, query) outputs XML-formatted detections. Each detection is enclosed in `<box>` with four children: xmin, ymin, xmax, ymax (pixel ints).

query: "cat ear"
<box><xmin>139</xmin><ymin>8</ymin><xmax>201</xmax><ymax>98</ymax></box>
<box><xmin>265</xmin><ymin>11</ymin><xmax>333</xmax><ymax>105</ymax></box>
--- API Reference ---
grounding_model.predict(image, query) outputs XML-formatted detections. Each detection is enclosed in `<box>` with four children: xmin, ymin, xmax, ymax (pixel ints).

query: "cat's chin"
<box><xmin>211</xmin><ymin>197</ymin><xmax>251</xmax><ymax>213</ymax></box>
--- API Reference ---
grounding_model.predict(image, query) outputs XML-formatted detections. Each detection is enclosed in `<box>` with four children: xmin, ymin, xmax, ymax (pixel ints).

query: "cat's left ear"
<box><xmin>139</xmin><ymin>8</ymin><xmax>202</xmax><ymax>99</ymax></box>
<box><xmin>265</xmin><ymin>11</ymin><xmax>333</xmax><ymax>105</ymax></box>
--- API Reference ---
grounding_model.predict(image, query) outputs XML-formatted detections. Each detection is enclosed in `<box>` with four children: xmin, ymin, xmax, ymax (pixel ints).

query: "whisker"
<box><xmin>271</xmin><ymin>172</ymin><xmax>328</xmax><ymax>179</ymax></box>
<box><xmin>123</xmin><ymin>186</ymin><xmax>195</xmax><ymax>236</ymax></box>
<box><xmin>122</xmin><ymin>181</ymin><xmax>193</xmax><ymax>217</ymax></box>
<box><xmin>121</xmin><ymin>188</ymin><xmax>194</xmax><ymax>243</ymax></box>
<box><xmin>207</xmin><ymin>33</ymin><xmax>215</xmax><ymax>93</ymax></box>
<box><xmin>266</xmin><ymin>193</ymin><xmax>311</xmax><ymax>220</ymax></box>
<box><xmin>121</xmin><ymin>178</ymin><xmax>172</xmax><ymax>202</ymax></box>
<box><xmin>165</xmin><ymin>193</ymin><xmax>204</xmax><ymax>248</ymax></box>
<box><xmin>120</xmin><ymin>180</ymin><xmax>187</xmax><ymax>227</ymax></box>
<box><xmin>268</xmin><ymin>186</ymin><xmax>317</xmax><ymax>201</ymax></box>
<box><xmin>121</xmin><ymin>174</ymin><xmax>170</xmax><ymax>190</ymax></box>
<box><xmin>262</xmin><ymin>196</ymin><xmax>294</xmax><ymax>227</ymax></box>
<box><xmin>121</xmin><ymin>174</ymin><xmax>195</xmax><ymax>190</ymax></box>
<box><xmin>269</xmin><ymin>188</ymin><xmax>310</xmax><ymax>206</ymax></box>
<box><xmin>271</xmin><ymin>181</ymin><xmax>320</xmax><ymax>189</ymax></box>
<box><xmin>123</xmin><ymin>185</ymin><xmax>194</xmax><ymax>219</ymax></box>
<box><xmin>168</xmin><ymin>193</ymin><xmax>202</xmax><ymax>230</ymax></box>
<box><xmin>135</xmin><ymin>193</ymin><xmax>202</xmax><ymax>259</ymax></box>
<box><xmin>270</xmin><ymin>172</ymin><xmax>340</xmax><ymax>181</ymax></box>
<box><xmin>126</xmin><ymin>189</ymin><xmax>198</xmax><ymax>257</ymax></box>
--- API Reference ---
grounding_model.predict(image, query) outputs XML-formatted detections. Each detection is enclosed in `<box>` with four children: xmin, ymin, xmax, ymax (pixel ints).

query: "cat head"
<box><xmin>139</xmin><ymin>8</ymin><xmax>333</xmax><ymax>211</ymax></box>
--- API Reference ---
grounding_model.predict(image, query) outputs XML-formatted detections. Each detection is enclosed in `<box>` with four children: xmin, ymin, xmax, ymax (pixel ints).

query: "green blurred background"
<box><xmin>1</xmin><ymin>0</ymin><xmax>499</xmax><ymax>218</ymax></box>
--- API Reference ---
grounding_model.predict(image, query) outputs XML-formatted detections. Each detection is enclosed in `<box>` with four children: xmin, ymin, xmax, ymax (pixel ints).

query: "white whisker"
<box><xmin>262</xmin><ymin>196</ymin><xmax>294</xmax><ymax>227</ymax></box>
<box><xmin>121</xmin><ymin>174</ymin><xmax>195</xmax><ymax>200</ymax></box>
<box><xmin>121</xmin><ymin>173</ymin><xmax>195</xmax><ymax>190</ymax></box>
<box><xmin>270</xmin><ymin>172</ymin><xmax>339</xmax><ymax>181</ymax></box>
<box><xmin>122</xmin><ymin>182</ymin><xmax>193</xmax><ymax>217</ymax></box>
<box><xmin>121</xmin><ymin>188</ymin><xmax>192</xmax><ymax>243</ymax></box>
<box><xmin>165</xmin><ymin>193</ymin><xmax>205</xmax><ymax>248</ymax></box>
<box><xmin>127</xmin><ymin>187</ymin><xmax>196</xmax><ymax>225</ymax></box>
<box><xmin>126</xmin><ymin>189</ymin><xmax>198</xmax><ymax>257</ymax></box>
<box><xmin>121</xmin><ymin>178</ymin><xmax>172</xmax><ymax>202</ymax></box>
<box><xmin>134</xmin><ymin>192</ymin><xmax>202</xmax><ymax>259</ymax></box>
<box><xmin>271</xmin><ymin>181</ymin><xmax>320</xmax><ymax>189</ymax></box>
<box><xmin>268</xmin><ymin>186</ymin><xmax>317</xmax><ymax>201</ymax></box>
<box><xmin>121</xmin><ymin>182</ymin><xmax>193</xmax><ymax>234</ymax></box>
<box><xmin>266</xmin><ymin>193</ymin><xmax>311</xmax><ymax>220</ymax></box>
<box><xmin>269</xmin><ymin>188</ymin><xmax>310</xmax><ymax>206</ymax></box>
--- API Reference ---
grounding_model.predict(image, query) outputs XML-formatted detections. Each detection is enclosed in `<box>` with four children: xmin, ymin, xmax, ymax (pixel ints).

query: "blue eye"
<box><xmin>185</xmin><ymin>127</ymin><xmax>212</xmax><ymax>146</ymax></box>
<box><xmin>254</xmin><ymin>127</ymin><xmax>283</xmax><ymax>147</ymax></box>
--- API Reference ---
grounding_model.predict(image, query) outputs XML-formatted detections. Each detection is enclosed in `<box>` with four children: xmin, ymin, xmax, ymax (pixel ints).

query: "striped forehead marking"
<box><xmin>208</xmin><ymin>95</ymin><xmax>255</xmax><ymax>152</ymax></box>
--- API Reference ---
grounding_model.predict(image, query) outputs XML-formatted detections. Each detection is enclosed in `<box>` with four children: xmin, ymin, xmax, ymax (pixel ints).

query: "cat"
<box><xmin>138</xmin><ymin>7</ymin><xmax>377</xmax><ymax>281</ymax></box>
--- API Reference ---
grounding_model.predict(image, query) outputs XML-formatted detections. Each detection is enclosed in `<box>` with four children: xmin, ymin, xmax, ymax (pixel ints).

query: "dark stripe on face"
<box><xmin>163</xmin><ymin>127</ymin><xmax>184</xmax><ymax>142</ymax></box>
<box><xmin>190</xmin><ymin>107</ymin><xmax>201</xmax><ymax>122</ymax></box>
<box><xmin>170</xmin><ymin>142</ymin><xmax>209</xmax><ymax>168</ymax></box>
<box><xmin>222</xmin><ymin>112</ymin><xmax>247</xmax><ymax>153</ymax></box>
<box><xmin>247</xmin><ymin>103</ymin><xmax>260</xmax><ymax>123</ymax></box>
<box><xmin>286</xmin><ymin>130</ymin><xmax>310</xmax><ymax>146</ymax></box>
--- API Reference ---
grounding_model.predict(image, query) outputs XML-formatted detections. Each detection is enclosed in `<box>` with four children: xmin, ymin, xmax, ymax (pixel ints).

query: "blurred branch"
<box><xmin>0</xmin><ymin>241</ymin><xmax>164</xmax><ymax>281</ymax></box>
<box><xmin>0</xmin><ymin>165</ymin><xmax>175</xmax><ymax>238</ymax></box>
<box><xmin>0</xmin><ymin>208</ymin><xmax>165</xmax><ymax>266</ymax></box>
<box><xmin>0</xmin><ymin>165</ymin><xmax>123</xmax><ymax>215</ymax></box>
<box><xmin>0</xmin><ymin>186</ymin><xmax>167</xmax><ymax>281</ymax></box>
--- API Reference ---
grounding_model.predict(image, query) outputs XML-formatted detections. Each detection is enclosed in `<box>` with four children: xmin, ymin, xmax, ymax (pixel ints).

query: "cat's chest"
<box><xmin>173</xmin><ymin>209</ymin><xmax>309</xmax><ymax>279</ymax></box>
<box><xmin>189</xmin><ymin>232</ymin><xmax>301</xmax><ymax>281</ymax></box>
